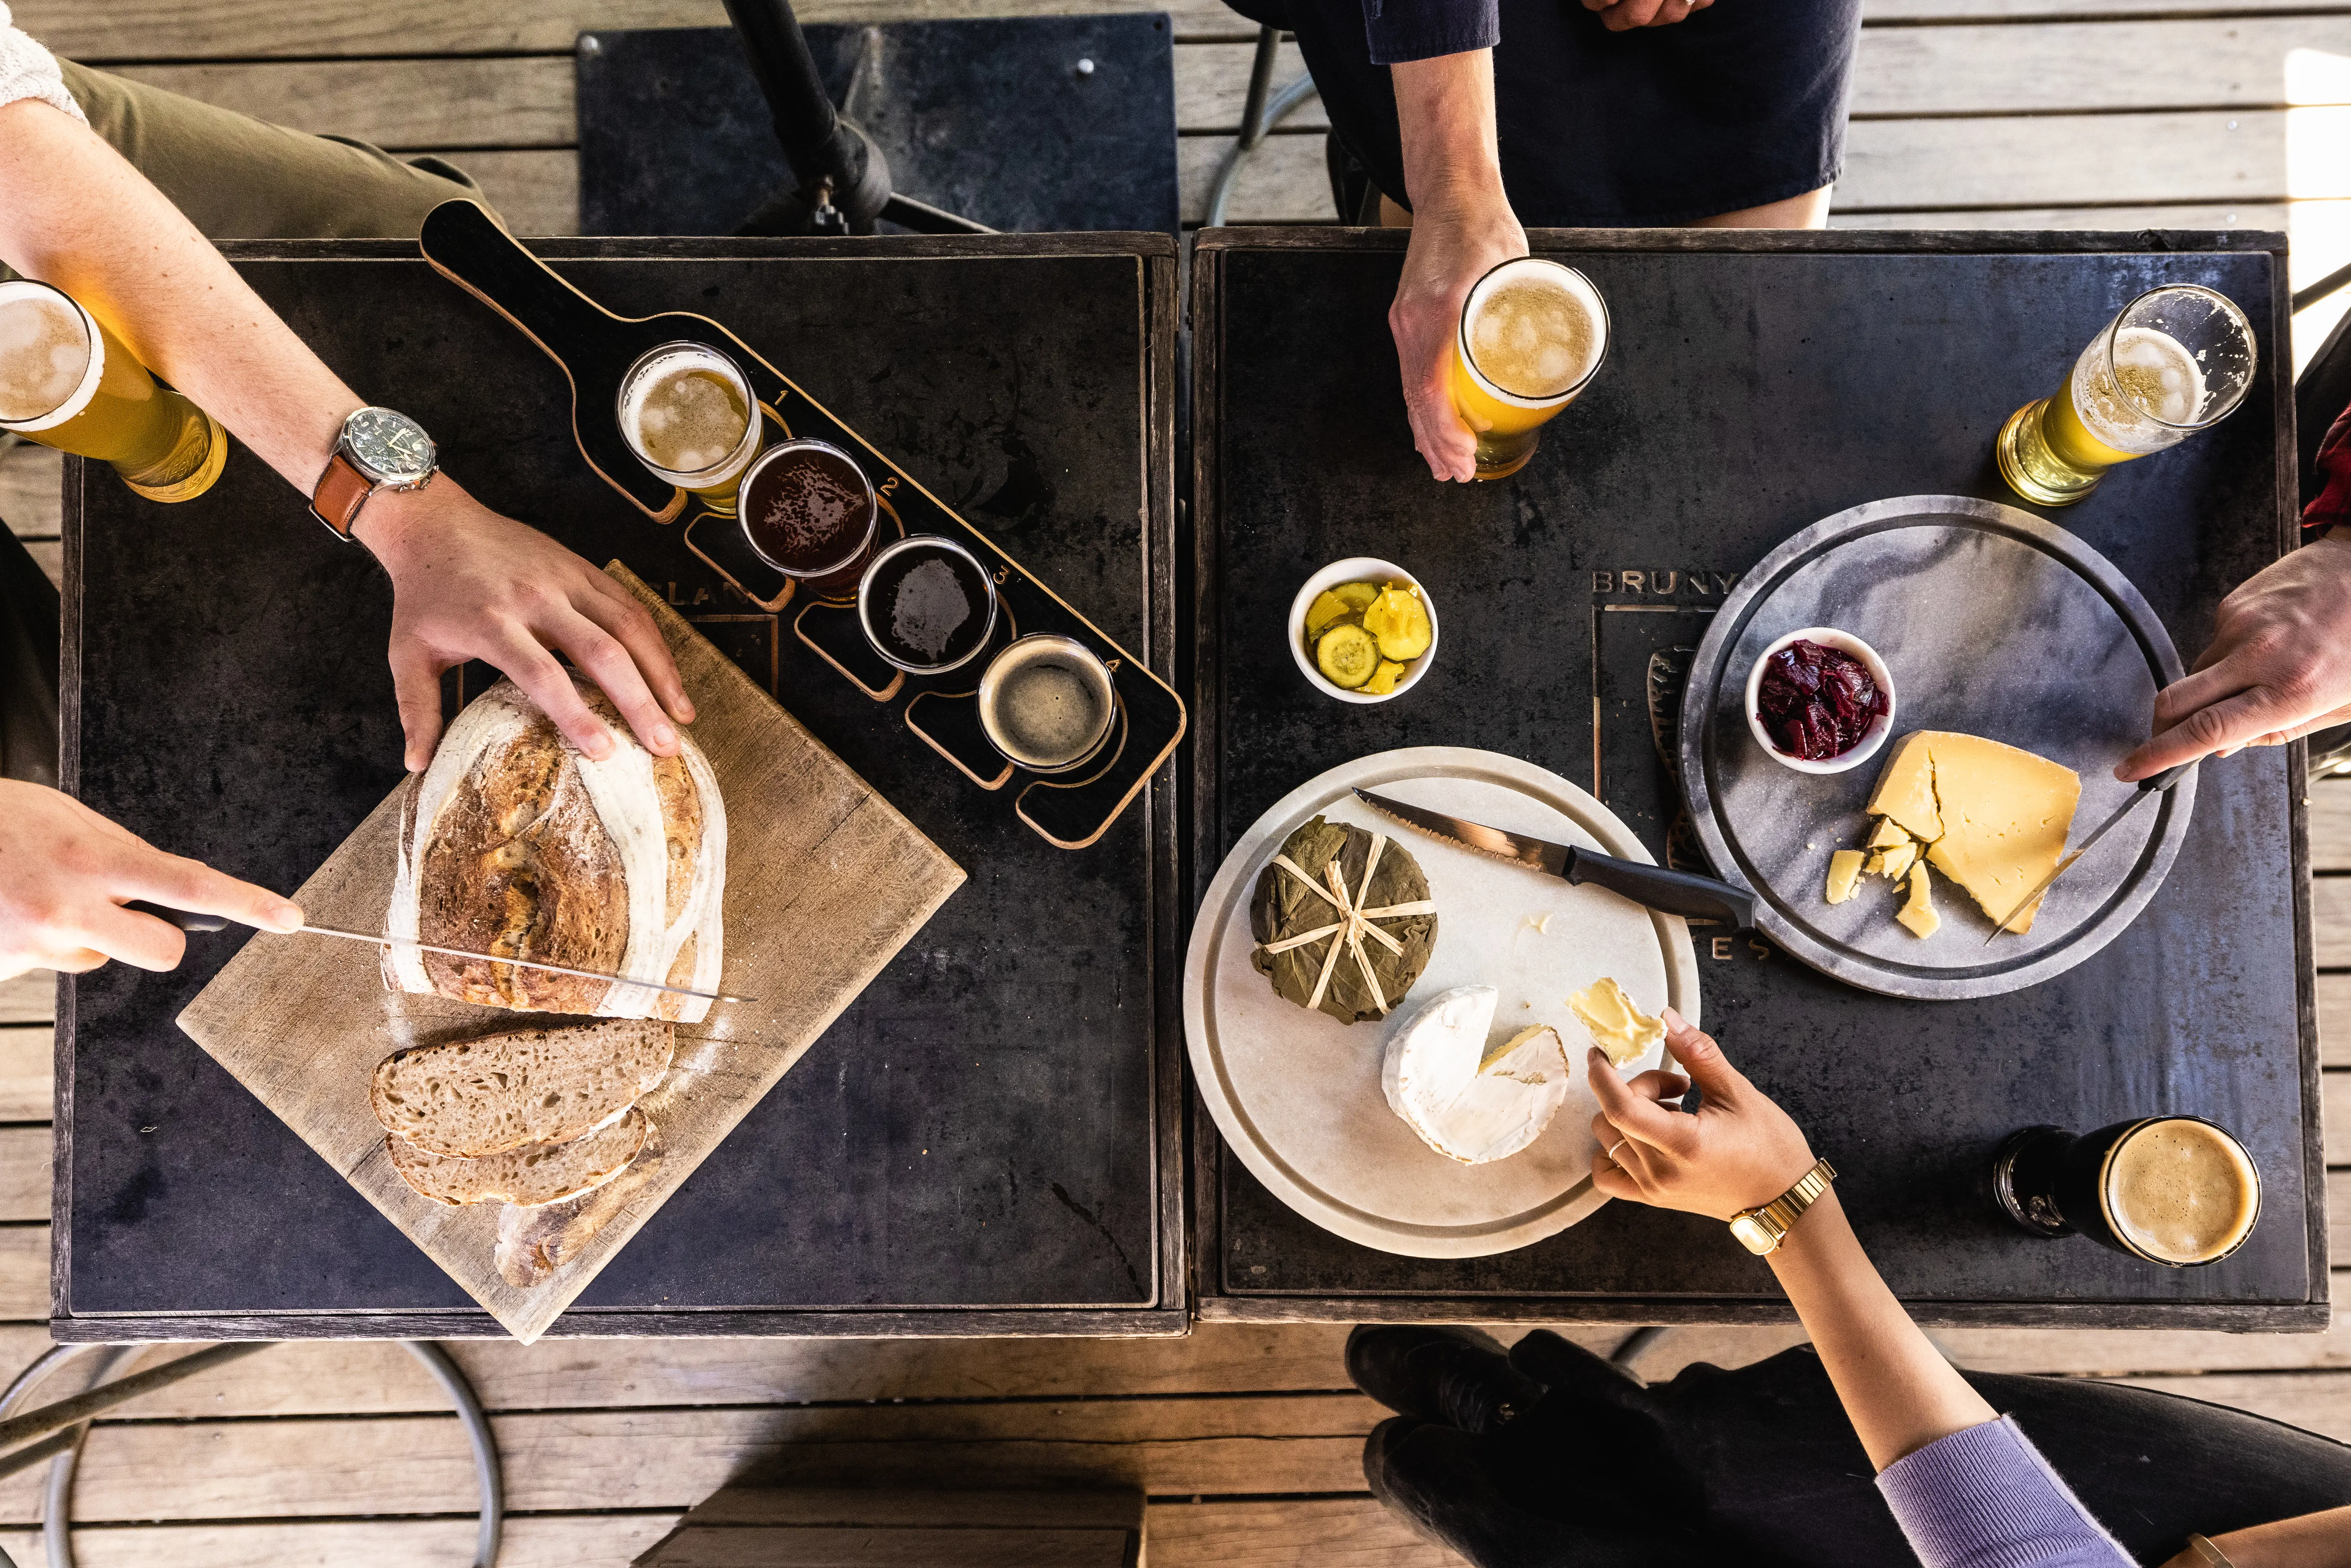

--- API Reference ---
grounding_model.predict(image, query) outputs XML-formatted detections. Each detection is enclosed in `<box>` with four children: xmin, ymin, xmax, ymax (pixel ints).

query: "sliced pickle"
<box><xmin>1360</xmin><ymin>659</ymin><xmax>1407</xmax><ymax>696</ymax></box>
<box><xmin>1316</xmin><ymin>623</ymin><xmax>1379</xmax><ymax>689</ymax></box>
<box><xmin>1363</xmin><ymin>586</ymin><xmax>1433</xmax><ymax>661</ymax></box>
<box><xmin>1332</xmin><ymin>581</ymin><xmax>1379</xmax><ymax>612</ymax></box>
<box><xmin>1304</xmin><ymin>589</ymin><xmax>1355</xmax><ymax>639</ymax></box>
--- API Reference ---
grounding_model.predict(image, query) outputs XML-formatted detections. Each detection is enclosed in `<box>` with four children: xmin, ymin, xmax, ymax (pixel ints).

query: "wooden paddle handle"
<box><xmin>419</xmin><ymin>199</ymin><xmax>614</xmax><ymax>356</ymax></box>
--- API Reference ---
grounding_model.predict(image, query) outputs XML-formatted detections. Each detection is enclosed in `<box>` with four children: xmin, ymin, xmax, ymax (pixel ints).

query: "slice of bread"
<box><xmin>389</xmin><ymin>1108</ymin><xmax>649</xmax><ymax>1208</ymax></box>
<box><xmin>496</xmin><ymin>1122</ymin><xmax>666</xmax><ymax>1287</ymax></box>
<box><xmin>370</xmin><ymin>1019</ymin><xmax>673</xmax><ymax>1158</ymax></box>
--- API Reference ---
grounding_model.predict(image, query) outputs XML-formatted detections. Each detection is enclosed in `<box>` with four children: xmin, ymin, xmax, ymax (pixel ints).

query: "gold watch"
<box><xmin>1729</xmin><ymin>1157</ymin><xmax>1836</xmax><ymax>1256</ymax></box>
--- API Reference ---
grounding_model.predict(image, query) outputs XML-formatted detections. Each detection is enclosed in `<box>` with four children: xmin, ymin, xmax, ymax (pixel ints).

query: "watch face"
<box><xmin>345</xmin><ymin>406</ymin><xmax>435</xmax><ymax>483</ymax></box>
<box><xmin>1729</xmin><ymin>1213</ymin><xmax>1780</xmax><ymax>1255</ymax></box>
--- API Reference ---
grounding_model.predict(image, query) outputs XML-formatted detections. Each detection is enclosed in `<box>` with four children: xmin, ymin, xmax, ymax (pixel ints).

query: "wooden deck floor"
<box><xmin>2</xmin><ymin>0</ymin><xmax>2349</xmax><ymax>1561</ymax></box>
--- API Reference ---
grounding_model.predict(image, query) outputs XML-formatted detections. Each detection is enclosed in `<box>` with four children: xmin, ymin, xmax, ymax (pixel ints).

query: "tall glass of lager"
<box><xmin>1996</xmin><ymin>284</ymin><xmax>2256</xmax><ymax>508</ymax></box>
<box><xmin>0</xmin><ymin>279</ymin><xmax>226</xmax><ymax>503</ymax></box>
<box><xmin>1447</xmin><ymin>258</ymin><xmax>1609</xmax><ymax>482</ymax></box>
<box><xmin>1991</xmin><ymin>1116</ymin><xmax>2262</xmax><ymax>1267</ymax></box>
<box><xmin>617</xmin><ymin>341</ymin><xmax>764</xmax><ymax>512</ymax></box>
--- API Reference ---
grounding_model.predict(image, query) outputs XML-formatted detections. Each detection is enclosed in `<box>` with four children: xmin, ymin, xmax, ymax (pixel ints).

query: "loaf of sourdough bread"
<box><xmin>389</xmin><ymin>1107</ymin><xmax>650</xmax><ymax>1208</ymax></box>
<box><xmin>371</xmin><ymin>1019</ymin><xmax>674</xmax><ymax>1158</ymax></box>
<box><xmin>385</xmin><ymin>677</ymin><xmax>726</xmax><ymax>1022</ymax></box>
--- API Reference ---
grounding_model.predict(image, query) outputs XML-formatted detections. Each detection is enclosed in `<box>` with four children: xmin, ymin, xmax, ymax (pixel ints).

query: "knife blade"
<box><xmin>1353</xmin><ymin>788</ymin><xmax>1757</xmax><ymax>929</ymax></box>
<box><xmin>1982</xmin><ymin>761</ymin><xmax>2193</xmax><ymax>944</ymax></box>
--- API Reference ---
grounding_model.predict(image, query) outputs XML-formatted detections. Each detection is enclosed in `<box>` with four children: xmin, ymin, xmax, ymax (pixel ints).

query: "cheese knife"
<box><xmin>1982</xmin><ymin>761</ymin><xmax>2194</xmax><ymax>944</ymax></box>
<box><xmin>124</xmin><ymin>902</ymin><xmax>752</xmax><ymax>1005</ymax></box>
<box><xmin>1353</xmin><ymin>788</ymin><xmax>1757</xmax><ymax>929</ymax></box>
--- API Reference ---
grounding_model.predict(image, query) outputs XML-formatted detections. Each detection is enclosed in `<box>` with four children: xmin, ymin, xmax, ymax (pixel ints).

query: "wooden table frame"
<box><xmin>53</xmin><ymin>233</ymin><xmax>1188</xmax><ymax>1342</ymax></box>
<box><xmin>1186</xmin><ymin>226</ymin><xmax>2326</xmax><ymax>1332</ymax></box>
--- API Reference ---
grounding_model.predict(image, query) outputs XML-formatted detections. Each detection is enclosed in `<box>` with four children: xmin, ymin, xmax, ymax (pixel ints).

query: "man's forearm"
<box><xmin>0</xmin><ymin>99</ymin><xmax>358</xmax><ymax>493</ymax></box>
<box><xmin>1391</xmin><ymin>52</ymin><xmax>1508</xmax><ymax>217</ymax></box>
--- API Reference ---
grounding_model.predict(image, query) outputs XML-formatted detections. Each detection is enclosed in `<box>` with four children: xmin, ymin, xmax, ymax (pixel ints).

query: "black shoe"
<box><xmin>1346</xmin><ymin>1324</ymin><xmax>1548</xmax><ymax>1434</ymax></box>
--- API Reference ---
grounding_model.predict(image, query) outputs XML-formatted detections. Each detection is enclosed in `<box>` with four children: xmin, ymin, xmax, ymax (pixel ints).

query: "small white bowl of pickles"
<box><xmin>1290</xmin><ymin>557</ymin><xmax>1439</xmax><ymax>703</ymax></box>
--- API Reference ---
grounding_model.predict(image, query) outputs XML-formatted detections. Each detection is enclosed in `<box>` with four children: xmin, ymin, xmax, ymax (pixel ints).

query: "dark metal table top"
<box><xmin>1190</xmin><ymin>228</ymin><xmax>2323</xmax><ymax>1329</ymax></box>
<box><xmin>57</xmin><ymin>233</ymin><xmax>1183</xmax><ymax>1340</ymax></box>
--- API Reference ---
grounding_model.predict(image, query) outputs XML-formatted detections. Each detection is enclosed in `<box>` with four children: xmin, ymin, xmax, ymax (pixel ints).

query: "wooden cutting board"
<box><xmin>177</xmin><ymin>563</ymin><xmax>966</xmax><ymax>1342</ymax></box>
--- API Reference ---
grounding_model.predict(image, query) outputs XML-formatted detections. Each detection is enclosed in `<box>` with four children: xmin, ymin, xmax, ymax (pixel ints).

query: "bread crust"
<box><xmin>387</xmin><ymin>1107</ymin><xmax>650</xmax><ymax>1208</ymax></box>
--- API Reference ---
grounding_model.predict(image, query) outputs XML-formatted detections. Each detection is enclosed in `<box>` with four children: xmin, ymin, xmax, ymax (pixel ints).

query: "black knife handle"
<box><xmin>1562</xmin><ymin>849</ymin><xmax>1756</xmax><ymax>930</ymax></box>
<box><xmin>2139</xmin><ymin>762</ymin><xmax>2193</xmax><ymax>794</ymax></box>
<box><xmin>125</xmin><ymin>901</ymin><xmax>227</xmax><ymax>933</ymax></box>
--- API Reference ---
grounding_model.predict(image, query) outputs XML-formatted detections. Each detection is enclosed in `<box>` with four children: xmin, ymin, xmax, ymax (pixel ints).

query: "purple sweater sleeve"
<box><xmin>1361</xmin><ymin>0</ymin><xmax>1497</xmax><ymax>66</ymax></box>
<box><xmin>1878</xmin><ymin>1417</ymin><xmax>2135</xmax><ymax>1568</ymax></box>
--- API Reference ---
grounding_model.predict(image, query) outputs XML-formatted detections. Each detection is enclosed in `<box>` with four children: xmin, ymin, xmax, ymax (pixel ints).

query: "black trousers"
<box><xmin>0</xmin><ymin>519</ymin><xmax>58</xmax><ymax>787</ymax></box>
<box><xmin>1366</xmin><ymin>1332</ymin><xmax>2351</xmax><ymax>1567</ymax></box>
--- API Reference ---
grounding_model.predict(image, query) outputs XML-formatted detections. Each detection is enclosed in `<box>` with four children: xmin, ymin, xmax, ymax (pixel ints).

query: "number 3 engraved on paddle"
<box><xmin>994</xmin><ymin>567</ymin><xmax>1009</xmax><ymax>585</ymax></box>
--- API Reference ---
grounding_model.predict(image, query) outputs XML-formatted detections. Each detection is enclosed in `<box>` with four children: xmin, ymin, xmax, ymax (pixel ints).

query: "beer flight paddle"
<box><xmin>415</xmin><ymin>199</ymin><xmax>1184</xmax><ymax>850</ymax></box>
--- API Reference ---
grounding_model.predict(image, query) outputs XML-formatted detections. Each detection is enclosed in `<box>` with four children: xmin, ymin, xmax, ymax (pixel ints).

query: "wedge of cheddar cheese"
<box><xmin>1865</xmin><ymin>731</ymin><xmax>2080</xmax><ymax>935</ymax></box>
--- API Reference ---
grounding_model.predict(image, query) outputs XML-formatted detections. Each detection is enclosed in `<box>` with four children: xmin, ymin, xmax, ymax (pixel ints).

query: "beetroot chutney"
<box><xmin>1755</xmin><ymin>639</ymin><xmax>1888</xmax><ymax>760</ymax></box>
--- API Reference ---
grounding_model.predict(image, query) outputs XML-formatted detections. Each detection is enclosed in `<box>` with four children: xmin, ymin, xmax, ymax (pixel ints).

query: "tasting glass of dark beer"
<box><xmin>977</xmin><ymin>633</ymin><xmax>1118</xmax><ymax>773</ymax></box>
<box><xmin>857</xmin><ymin>534</ymin><xmax>1000</xmax><ymax>676</ymax></box>
<box><xmin>1991</xmin><ymin>1116</ymin><xmax>2261</xmax><ymax>1267</ymax></box>
<box><xmin>738</xmin><ymin>438</ymin><xmax>878</xmax><ymax>601</ymax></box>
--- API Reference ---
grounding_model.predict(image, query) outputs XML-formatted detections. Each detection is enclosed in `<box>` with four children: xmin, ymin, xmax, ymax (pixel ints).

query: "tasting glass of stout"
<box><xmin>977</xmin><ymin>634</ymin><xmax>1119</xmax><ymax>774</ymax></box>
<box><xmin>738</xmin><ymin>438</ymin><xmax>879</xmax><ymax>601</ymax></box>
<box><xmin>617</xmin><ymin>341</ymin><xmax>765</xmax><ymax>509</ymax></box>
<box><xmin>857</xmin><ymin>534</ymin><xmax>1000</xmax><ymax>677</ymax></box>
<box><xmin>1992</xmin><ymin>1116</ymin><xmax>2261</xmax><ymax>1268</ymax></box>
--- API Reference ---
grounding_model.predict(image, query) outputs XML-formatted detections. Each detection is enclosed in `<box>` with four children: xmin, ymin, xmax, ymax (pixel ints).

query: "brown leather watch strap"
<box><xmin>309</xmin><ymin>451</ymin><xmax>373</xmax><ymax>540</ymax></box>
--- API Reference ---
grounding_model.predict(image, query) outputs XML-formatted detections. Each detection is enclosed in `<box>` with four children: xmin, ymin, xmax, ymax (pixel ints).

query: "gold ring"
<box><xmin>1606</xmin><ymin>1139</ymin><xmax>1628</xmax><ymax>1162</ymax></box>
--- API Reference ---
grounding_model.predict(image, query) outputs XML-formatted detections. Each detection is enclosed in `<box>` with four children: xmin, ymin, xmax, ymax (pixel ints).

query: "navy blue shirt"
<box><xmin>1363</xmin><ymin>0</ymin><xmax>1499</xmax><ymax>64</ymax></box>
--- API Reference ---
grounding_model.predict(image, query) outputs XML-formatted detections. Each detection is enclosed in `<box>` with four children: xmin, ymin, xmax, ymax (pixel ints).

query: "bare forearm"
<box><xmin>1767</xmin><ymin>1193</ymin><xmax>1998</xmax><ymax>1470</ymax></box>
<box><xmin>2186</xmin><ymin>1507</ymin><xmax>2351</xmax><ymax>1568</ymax></box>
<box><xmin>0</xmin><ymin>100</ymin><xmax>357</xmax><ymax>491</ymax></box>
<box><xmin>1391</xmin><ymin>53</ymin><xmax>1507</xmax><ymax>218</ymax></box>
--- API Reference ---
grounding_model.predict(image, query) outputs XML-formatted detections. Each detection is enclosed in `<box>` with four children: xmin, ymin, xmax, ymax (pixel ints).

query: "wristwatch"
<box><xmin>310</xmin><ymin>406</ymin><xmax>438</xmax><ymax>541</ymax></box>
<box><xmin>1728</xmin><ymin>1157</ymin><xmax>1837</xmax><ymax>1256</ymax></box>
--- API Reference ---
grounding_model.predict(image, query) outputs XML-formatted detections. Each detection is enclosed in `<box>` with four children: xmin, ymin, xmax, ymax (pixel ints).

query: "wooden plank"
<box><xmin>2321</xmin><ymin>974</ymin><xmax>2351</xmax><ymax>1070</ymax></box>
<box><xmin>0</xmin><ymin>1228</ymin><xmax>47</xmax><ymax>1320</ymax></box>
<box><xmin>639</xmin><ymin>1525</ymin><xmax>1137</xmax><ymax>1566</ymax></box>
<box><xmin>2338</xmin><ymin>1170</ymin><xmax>2350</xmax><ymax>1268</ymax></box>
<box><xmin>1852</xmin><ymin>19</ymin><xmax>2351</xmax><ymax>117</ymax></box>
<box><xmin>0</xmin><ymin>1396</ymin><xmax>1385</xmax><ymax>1522</ymax></box>
<box><xmin>2317</xmin><ymin>878</ymin><xmax>2351</xmax><ymax>969</ymax></box>
<box><xmin>0</xmin><ymin>445</ymin><xmax>60</xmax><ymax>542</ymax></box>
<box><xmin>108</xmin><ymin>58</ymin><xmax>575</xmax><ymax>152</ymax></box>
<box><xmin>1179</xmin><ymin>133</ymin><xmax>1328</xmax><ymax>227</ymax></box>
<box><xmin>0</xmin><ymin>974</ymin><xmax>52</xmax><ymax>1028</ymax></box>
<box><xmin>0</xmin><ymin>1128</ymin><xmax>47</xmax><ymax>1223</ymax></box>
<box><xmin>0</xmin><ymin>1030</ymin><xmax>49</xmax><ymax>1123</ymax></box>
<box><xmin>1867</xmin><ymin>0</ymin><xmax>2338</xmax><ymax>17</ymax></box>
<box><xmin>2105</xmin><ymin>1369</ymin><xmax>2351</xmax><ymax>1442</ymax></box>
<box><xmin>1833</xmin><ymin>203</ymin><xmax>2291</xmax><ymax>233</ymax></box>
<box><xmin>2315</xmin><ymin>781</ymin><xmax>2351</xmax><ymax>871</ymax></box>
<box><xmin>0</xmin><ymin>1512</ymin><xmax>685</xmax><ymax>1568</ymax></box>
<box><xmin>436</xmin><ymin>149</ymin><xmax>580</xmax><ymax>239</ymax></box>
<box><xmin>1838</xmin><ymin>111</ymin><xmax>2325</xmax><ymax>212</ymax></box>
<box><xmin>1940</xmin><ymin>1308</ymin><xmax>2351</xmax><ymax>1374</ymax></box>
<box><xmin>21</xmin><ymin>0</ymin><xmax>1253</xmax><ymax>59</ymax></box>
<box><xmin>1173</xmin><ymin>41</ymin><xmax>1324</xmax><ymax>136</ymax></box>
<box><xmin>2327</xmin><ymin>1067</ymin><xmax>2350</xmax><ymax>1158</ymax></box>
<box><xmin>1148</xmin><ymin>1498</ymin><xmax>1459</xmax><ymax>1568</ymax></box>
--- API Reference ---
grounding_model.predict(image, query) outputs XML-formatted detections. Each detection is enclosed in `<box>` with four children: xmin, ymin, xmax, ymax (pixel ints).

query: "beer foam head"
<box><xmin>2110</xmin><ymin>326</ymin><xmax>2207</xmax><ymax>426</ymax></box>
<box><xmin>0</xmin><ymin>283</ymin><xmax>93</xmax><ymax>427</ymax></box>
<box><xmin>1464</xmin><ymin>260</ymin><xmax>1607</xmax><ymax>402</ymax></box>
<box><xmin>618</xmin><ymin>343</ymin><xmax>753</xmax><ymax>479</ymax></box>
<box><xmin>2104</xmin><ymin>1117</ymin><xmax>2260</xmax><ymax>1265</ymax></box>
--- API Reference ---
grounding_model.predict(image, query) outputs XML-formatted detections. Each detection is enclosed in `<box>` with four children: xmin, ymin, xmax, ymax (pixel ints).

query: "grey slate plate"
<box><xmin>1678</xmin><ymin>495</ymin><xmax>2193</xmax><ymax>1000</ymax></box>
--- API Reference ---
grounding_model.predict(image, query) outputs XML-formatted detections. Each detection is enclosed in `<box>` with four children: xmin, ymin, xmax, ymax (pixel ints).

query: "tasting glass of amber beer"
<box><xmin>1991</xmin><ymin>1116</ymin><xmax>2261</xmax><ymax>1267</ymax></box>
<box><xmin>617</xmin><ymin>341</ymin><xmax>765</xmax><ymax>510</ymax></box>
<box><xmin>1996</xmin><ymin>284</ymin><xmax>2256</xmax><ymax>508</ymax></box>
<box><xmin>0</xmin><ymin>279</ymin><xmax>226</xmax><ymax>502</ymax></box>
<box><xmin>1447</xmin><ymin>258</ymin><xmax>1610</xmax><ymax>482</ymax></box>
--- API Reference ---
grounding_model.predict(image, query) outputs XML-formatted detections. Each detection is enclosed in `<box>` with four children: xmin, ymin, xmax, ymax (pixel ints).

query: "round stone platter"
<box><xmin>1184</xmin><ymin>747</ymin><xmax>1702</xmax><ymax>1258</ymax></box>
<box><xmin>1678</xmin><ymin>494</ymin><xmax>2192</xmax><ymax>1001</ymax></box>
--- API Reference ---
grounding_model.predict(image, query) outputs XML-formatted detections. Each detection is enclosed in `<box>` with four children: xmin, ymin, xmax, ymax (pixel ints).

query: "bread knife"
<box><xmin>124</xmin><ymin>902</ymin><xmax>751</xmax><ymax>1005</ymax></box>
<box><xmin>1983</xmin><ymin>761</ymin><xmax>2193</xmax><ymax>944</ymax></box>
<box><xmin>1353</xmin><ymin>788</ymin><xmax>1757</xmax><ymax>929</ymax></box>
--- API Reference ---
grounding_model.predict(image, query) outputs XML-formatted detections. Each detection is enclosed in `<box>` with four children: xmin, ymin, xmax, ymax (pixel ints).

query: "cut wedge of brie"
<box><xmin>1568</xmin><ymin>976</ymin><xmax>1664</xmax><ymax>1067</ymax></box>
<box><xmin>1382</xmin><ymin>987</ymin><xmax>1571</xmax><ymax>1166</ymax></box>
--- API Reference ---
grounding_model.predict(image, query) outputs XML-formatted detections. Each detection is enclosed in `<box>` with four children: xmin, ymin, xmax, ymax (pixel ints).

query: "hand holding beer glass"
<box><xmin>1447</xmin><ymin>258</ymin><xmax>1610</xmax><ymax>481</ymax></box>
<box><xmin>1997</xmin><ymin>284</ymin><xmax>2256</xmax><ymax>508</ymax></box>
<box><xmin>0</xmin><ymin>278</ymin><xmax>225</xmax><ymax>502</ymax></box>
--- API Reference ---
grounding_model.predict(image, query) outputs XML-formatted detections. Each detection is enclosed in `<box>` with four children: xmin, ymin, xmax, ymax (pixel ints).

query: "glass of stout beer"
<box><xmin>857</xmin><ymin>535</ymin><xmax>999</xmax><ymax>676</ymax></box>
<box><xmin>617</xmin><ymin>341</ymin><xmax>764</xmax><ymax>509</ymax></box>
<box><xmin>977</xmin><ymin>633</ymin><xmax>1118</xmax><ymax>774</ymax></box>
<box><xmin>1992</xmin><ymin>1116</ymin><xmax>2262</xmax><ymax>1267</ymax></box>
<box><xmin>1996</xmin><ymin>284</ymin><xmax>2256</xmax><ymax>508</ymax></box>
<box><xmin>0</xmin><ymin>279</ymin><xmax>226</xmax><ymax>502</ymax></box>
<box><xmin>1447</xmin><ymin>258</ymin><xmax>1610</xmax><ymax>482</ymax></box>
<box><xmin>739</xmin><ymin>438</ymin><xmax>878</xmax><ymax>601</ymax></box>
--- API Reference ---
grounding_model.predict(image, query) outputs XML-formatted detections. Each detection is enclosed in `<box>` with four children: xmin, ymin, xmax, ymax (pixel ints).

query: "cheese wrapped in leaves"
<box><xmin>1249</xmin><ymin>817</ymin><xmax>1437</xmax><ymax>1024</ymax></box>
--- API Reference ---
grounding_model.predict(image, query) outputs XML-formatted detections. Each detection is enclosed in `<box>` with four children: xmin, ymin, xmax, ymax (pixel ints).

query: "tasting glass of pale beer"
<box><xmin>1991</xmin><ymin>1116</ymin><xmax>2261</xmax><ymax>1267</ymax></box>
<box><xmin>1996</xmin><ymin>284</ymin><xmax>2256</xmax><ymax>508</ymax></box>
<box><xmin>617</xmin><ymin>341</ymin><xmax>765</xmax><ymax>511</ymax></box>
<box><xmin>1447</xmin><ymin>258</ymin><xmax>1610</xmax><ymax>481</ymax></box>
<box><xmin>0</xmin><ymin>279</ymin><xmax>226</xmax><ymax>503</ymax></box>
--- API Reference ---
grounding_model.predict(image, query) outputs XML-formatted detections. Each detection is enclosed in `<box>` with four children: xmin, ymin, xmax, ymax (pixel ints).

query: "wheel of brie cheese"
<box><xmin>1381</xmin><ymin>986</ymin><xmax>1572</xmax><ymax>1166</ymax></box>
<box><xmin>385</xmin><ymin>676</ymin><xmax>727</xmax><ymax>1023</ymax></box>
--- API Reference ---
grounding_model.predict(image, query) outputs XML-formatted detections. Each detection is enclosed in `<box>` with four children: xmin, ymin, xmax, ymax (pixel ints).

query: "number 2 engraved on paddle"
<box><xmin>878</xmin><ymin>476</ymin><xmax>899</xmax><ymax>495</ymax></box>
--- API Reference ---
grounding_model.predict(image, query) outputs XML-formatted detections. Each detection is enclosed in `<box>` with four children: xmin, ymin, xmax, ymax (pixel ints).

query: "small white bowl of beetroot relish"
<box><xmin>1745</xmin><ymin>627</ymin><xmax>1896</xmax><ymax>775</ymax></box>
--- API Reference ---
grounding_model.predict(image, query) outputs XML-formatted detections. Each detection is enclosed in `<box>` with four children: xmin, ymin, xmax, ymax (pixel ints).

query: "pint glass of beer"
<box><xmin>1447</xmin><ymin>258</ymin><xmax>1609</xmax><ymax>481</ymax></box>
<box><xmin>1991</xmin><ymin>1117</ymin><xmax>2261</xmax><ymax>1267</ymax></box>
<box><xmin>1996</xmin><ymin>284</ymin><xmax>2256</xmax><ymax>508</ymax></box>
<box><xmin>0</xmin><ymin>279</ymin><xmax>226</xmax><ymax>503</ymax></box>
<box><xmin>617</xmin><ymin>341</ymin><xmax>765</xmax><ymax>510</ymax></box>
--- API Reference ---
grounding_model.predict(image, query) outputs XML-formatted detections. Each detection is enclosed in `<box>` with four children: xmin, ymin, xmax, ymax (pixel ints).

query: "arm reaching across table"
<box><xmin>0</xmin><ymin>91</ymin><xmax>694</xmax><ymax>771</ymax></box>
